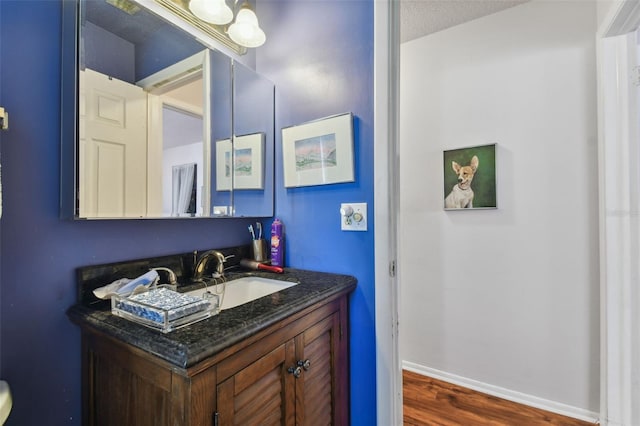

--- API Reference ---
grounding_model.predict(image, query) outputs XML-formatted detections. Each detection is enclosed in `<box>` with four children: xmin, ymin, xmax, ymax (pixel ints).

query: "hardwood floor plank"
<box><xmin>402</xmin><ymin>370</ymin><xmax>596</xmax><ymax>426</ymax></box>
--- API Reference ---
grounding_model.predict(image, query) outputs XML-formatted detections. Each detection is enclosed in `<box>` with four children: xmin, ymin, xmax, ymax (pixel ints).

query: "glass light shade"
<box><xmin>228</xmin><ymin>6</ymin><xmax>266</xmax><ymax>48</ymax></box>
<box><xmin>189</xmin><ymin>0</ymin><xmax>233</xmax><ymax>25</ymax></box>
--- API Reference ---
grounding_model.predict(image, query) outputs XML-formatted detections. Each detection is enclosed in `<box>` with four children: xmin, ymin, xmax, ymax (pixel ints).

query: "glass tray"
<box><xmin>111</xmin><ymin>285</ymin><xmax>218</xmax><ymax>333</ymax></box>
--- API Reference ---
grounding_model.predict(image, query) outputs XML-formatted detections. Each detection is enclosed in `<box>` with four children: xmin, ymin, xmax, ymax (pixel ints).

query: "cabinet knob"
<box><xmin>287</xmin><ymin>366</ymin><xmax>302</xmax><ymax>378</ymax></box>
<box><xmin>297</xmin><ymin>359</ymin><xmax>311</xmax><ymax>371</ymax></box>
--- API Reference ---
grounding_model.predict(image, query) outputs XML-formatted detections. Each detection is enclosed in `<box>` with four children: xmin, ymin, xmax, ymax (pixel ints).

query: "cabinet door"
<box><xmin>82</xmin><ymin>334</ymin><xmax>179</xmax><ymax>426</ymax></box>
<box><xmin>217</xmin><ymin>341</ymin><xmax>296</xmax><ymax>425</ymax></box>
<box><xmin>295</xmin><ymin>312</ymin><xmax>344</xmax><ymax>426</ymax></box>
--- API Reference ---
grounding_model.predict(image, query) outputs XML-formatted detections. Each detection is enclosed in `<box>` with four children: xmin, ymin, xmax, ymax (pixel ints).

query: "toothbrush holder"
<box><xmin>251</xmin><ymin>239</ymin><xmax>268</xmax><ymax>262</ymax></box>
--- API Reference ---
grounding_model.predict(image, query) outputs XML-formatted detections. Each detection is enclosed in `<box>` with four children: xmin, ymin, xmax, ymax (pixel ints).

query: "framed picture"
<box><xmin>215</xmin><ymin>133</ymin><xmax>265</xmax><ymax>191</ymax></box>
<box><xmin>282</xmin><ymin>112</ymin><xmax>354</xmax><ymax>188</ymax></box>
<box><xmin>443</xmin><ymin>143</ymin><xmax>497</xmax><ymax>210</ymax></box>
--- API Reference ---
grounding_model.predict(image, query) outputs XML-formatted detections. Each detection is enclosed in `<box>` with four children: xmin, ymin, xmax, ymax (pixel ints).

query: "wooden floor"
<box><xmin>403</xmin><ymin>370</ymin><xmax>597</xmax><ymax>426</ymax></box>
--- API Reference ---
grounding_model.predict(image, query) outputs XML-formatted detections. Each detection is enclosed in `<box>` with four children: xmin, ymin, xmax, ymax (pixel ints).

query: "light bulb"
<box><xmin>189</xmin><ymin>0</ymin><xmax>233</xmax><ymax>25</ymax></box>
<box><xmin>228</xmin><ymin>4</ymin><xmax>266</xmax><ymax>48</ymax></box>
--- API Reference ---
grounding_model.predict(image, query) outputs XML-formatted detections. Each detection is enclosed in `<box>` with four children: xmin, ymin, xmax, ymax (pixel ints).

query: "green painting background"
<box><xmin>443</xmin><ymin>144</ymin><xmax>497</xmax><ymax>208</ymax></box>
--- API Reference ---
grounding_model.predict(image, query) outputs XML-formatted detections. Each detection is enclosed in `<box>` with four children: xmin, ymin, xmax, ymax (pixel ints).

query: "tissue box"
<box><xmin>111</xmin><ymin>285</ymin><xmax>217</xmax><ymax>333</ymax></box>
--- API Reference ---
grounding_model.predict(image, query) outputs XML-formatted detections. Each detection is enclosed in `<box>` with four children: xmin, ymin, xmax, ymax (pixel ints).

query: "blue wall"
<box><xmin>0</xmin><ymin>2</ymin><xmax>254</xmax><ymax>424</ymax></box>
<box><xmin>0</xmin><ymin>0</ymin><xmax>377</xmax><ymax>424</ymax></box>
<box><xmin>83</xmin><ymin>21</ymin><xmax>136</xmax><ymax>83</ymax></box>
<box><xmin>84</xmin><ymin>13</ymin><xmax>203</xmax><ymax>84</ymax></box>
<box><xmin>135</xmin><ymin>23</ymin><xmax>203</xmax><ymax>82</ymax></box>
<box><xmin>257</xmin><ymin>1</ymin><xmax>376</xmax><ymax>424</ymax></box>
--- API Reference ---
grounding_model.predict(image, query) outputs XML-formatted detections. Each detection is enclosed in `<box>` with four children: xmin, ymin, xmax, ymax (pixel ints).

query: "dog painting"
<box><xmin>444</xmin><ymin>155</ymin><xmax>479</xmax><ymax>208</ymax></box>
<box><xmin>443</xmin><ymin>144</ymin><xmax>497</xmax><ymax>210</ymax></box>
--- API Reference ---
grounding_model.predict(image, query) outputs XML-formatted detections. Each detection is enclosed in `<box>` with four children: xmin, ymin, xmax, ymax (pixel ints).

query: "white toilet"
<box><xmin>0</xmin><ymin>381</ymin><xmax>11</xmax><ymax>424</ymax></box>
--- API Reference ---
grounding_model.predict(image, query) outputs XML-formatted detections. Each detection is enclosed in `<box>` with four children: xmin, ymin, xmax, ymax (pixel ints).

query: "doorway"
<box><xmin>398</xmin><ymin>2</ymin><xmax>599</xmax><ymax>419</ymax></box>
<box><xmin>145</xmin><ymin>70</ymin><xmax>207</xmax><ymax>217</ymax></box>
<box><xmin>140</xmin><ymin>50</ymin><xmax>210</xmax><ymax>217</ymax></box>
<box><xmin>162</xmin><ymin>105</ymin><xmax>203</xmax><ymax>217</ymax></box>
<box><xmin>597</xmin><ymin>2</ymin><xmax>640</xmax><ymax>423</ymax></box>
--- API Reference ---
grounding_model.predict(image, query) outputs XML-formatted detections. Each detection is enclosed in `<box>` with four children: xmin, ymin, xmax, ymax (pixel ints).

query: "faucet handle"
<box><xmin>150</xmin><ymin>267</ymin><xmax>177</xmax><ymax>285</ymax></box>
<box><xmin>215</xmin><ymin>254</ymin><xmax>235</xmax><ymax>276</ymax></box>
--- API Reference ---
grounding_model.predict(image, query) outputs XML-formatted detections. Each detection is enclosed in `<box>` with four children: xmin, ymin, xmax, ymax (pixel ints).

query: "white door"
<box><xmin>79</xmin><ymin>68</ymin><xmax>148</xmax><ymax>218</ymax></box>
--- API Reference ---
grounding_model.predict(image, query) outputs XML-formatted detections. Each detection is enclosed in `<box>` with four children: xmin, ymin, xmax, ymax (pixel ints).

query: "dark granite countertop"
<box><xmin>67</xmin><ymin>268</ymin><xmax>356</xmax><ymax>369</ymax></box>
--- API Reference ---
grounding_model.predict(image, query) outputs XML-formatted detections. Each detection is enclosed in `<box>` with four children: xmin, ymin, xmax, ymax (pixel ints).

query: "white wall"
<box><xmin>399</xmin><ymin>0</ymin><xmax>600</xmax><ymax>416</ymax></box>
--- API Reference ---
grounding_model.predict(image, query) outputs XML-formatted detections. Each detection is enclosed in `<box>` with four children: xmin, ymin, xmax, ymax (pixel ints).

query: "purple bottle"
<box><xmin>270</xmin><ymin>218</ymin><xmax>284</xmax><ymax>267</ymax></box>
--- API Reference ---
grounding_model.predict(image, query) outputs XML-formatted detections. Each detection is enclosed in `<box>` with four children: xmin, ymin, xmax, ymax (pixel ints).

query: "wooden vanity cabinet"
<box><xmin>80</xmin><ymin>293</ymin><xmax>349</xmax><ymax>426</ymax></box>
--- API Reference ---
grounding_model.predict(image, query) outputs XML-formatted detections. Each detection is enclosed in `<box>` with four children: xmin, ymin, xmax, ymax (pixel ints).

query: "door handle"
<box><xmin>297</xmin><ymin>359</ymin><xmax>311</xmax><ymax>371</ymax></box>
<box><xmin>287</xmin><ymin>366</ymin><xmax>302</xmax><ymax>378</ymax></box>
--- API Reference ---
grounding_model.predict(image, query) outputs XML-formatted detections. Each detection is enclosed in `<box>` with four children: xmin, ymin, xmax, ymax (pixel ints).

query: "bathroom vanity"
<box><xmin>67</xmin><ymin>256</ymin><xmax>356</xmax><ymax>426</ymax></box>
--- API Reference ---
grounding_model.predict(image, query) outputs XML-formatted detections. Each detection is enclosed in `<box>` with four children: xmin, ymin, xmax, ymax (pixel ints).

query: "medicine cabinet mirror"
<box><xmin>61</xmin><ymin>0</ymin><xmax>274</xmax><ymax>219</ymax></box>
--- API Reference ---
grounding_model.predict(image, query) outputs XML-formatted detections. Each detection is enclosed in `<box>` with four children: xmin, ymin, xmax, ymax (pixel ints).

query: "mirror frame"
<box><xmin>60</xmin><ymin>0</ymin><xmax>79</xmax><ymax>219</ymax></box>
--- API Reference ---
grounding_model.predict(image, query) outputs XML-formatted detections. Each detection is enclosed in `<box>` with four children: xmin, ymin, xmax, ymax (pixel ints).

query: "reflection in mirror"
<box><xmin>163</xmin><ymin>107</ymin><xmax>202</xmax><ymax>217</ymax></box>
<box><xmin>137</xmin><ymin>50</ymin><xmax>210</xmax><ymax>217</ymax></box>
<box><xmin>231</xmin><ymin>61</ymin><xmax>274</xmax><ymax>217</ymax></box>
<box><xmin>79</xmin><ymin>0</ymin><xmax>213</xmax><ymax>218</ymax></box>
<box><xmin>208</xmin><ymin>60</ymin><xmax>275</xmax><ymax>217</ymax></box>
<box><xmin>64</xmin><ymin>0</ymin><xmax>274</xmax><ymax>219</ymax></box>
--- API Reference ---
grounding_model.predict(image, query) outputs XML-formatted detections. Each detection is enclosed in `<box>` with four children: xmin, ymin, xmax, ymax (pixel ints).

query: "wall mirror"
<box><xmin>61</xmin><ymin>0</ymin><xmax>274</xmax><ymax>219</ymax></box>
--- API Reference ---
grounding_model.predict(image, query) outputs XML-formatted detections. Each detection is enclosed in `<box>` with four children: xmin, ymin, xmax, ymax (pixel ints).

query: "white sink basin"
<box><xmin>185</xmin><ymin>276</ymin><xmax>299</xmax><ymax>311</ymax></box>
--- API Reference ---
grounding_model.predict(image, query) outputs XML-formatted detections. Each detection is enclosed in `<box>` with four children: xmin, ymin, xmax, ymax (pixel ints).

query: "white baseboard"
<box><xmin>402</xmin><ymin>361</ymin><xmax>600</xmax><ymax>424</ymax></box>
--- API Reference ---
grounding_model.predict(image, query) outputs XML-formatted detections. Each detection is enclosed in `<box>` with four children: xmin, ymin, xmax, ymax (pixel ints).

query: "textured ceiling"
<box><xmin>401</xmin><ymin>0</ymin><xmax>530</xmax><ymax>43</ymax></box>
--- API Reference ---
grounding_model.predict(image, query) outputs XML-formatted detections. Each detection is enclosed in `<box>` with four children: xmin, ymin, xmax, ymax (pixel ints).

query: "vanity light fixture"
<box><xmin>188</xmin><ymin>0</ymin><xmax>266</xmax><ymax>48</ymax></box>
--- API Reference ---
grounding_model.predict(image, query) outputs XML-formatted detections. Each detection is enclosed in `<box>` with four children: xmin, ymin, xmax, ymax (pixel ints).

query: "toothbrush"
<box><xmin>248</xmin><ymin>224</ymin><xmax>256</xmax><ymax>240</ymax></box>
<box><xmin>256</xmin><ymin>222</ymin><xmax>262</xmax><ymax>240</ymax></box>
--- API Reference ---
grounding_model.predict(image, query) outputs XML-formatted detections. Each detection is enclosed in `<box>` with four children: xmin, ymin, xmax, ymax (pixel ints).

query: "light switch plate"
<box><xmin>340</xmin><ymin>203</ymin><xmax>367</xmax><ymax>231</ymax></box>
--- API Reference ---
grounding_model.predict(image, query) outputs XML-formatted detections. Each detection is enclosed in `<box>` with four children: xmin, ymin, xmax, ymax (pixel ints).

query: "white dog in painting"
<box><xmin>444</xmin><ymin>155</ymin><xmax>479</xmax><ymax>209</ymax></box>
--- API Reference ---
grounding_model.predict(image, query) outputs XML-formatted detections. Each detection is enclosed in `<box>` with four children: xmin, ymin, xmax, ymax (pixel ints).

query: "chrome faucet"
<box><xmin>192</xmin><ymin>250</ymin><xmax>227</xmax><ymax>282</ymax></box>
